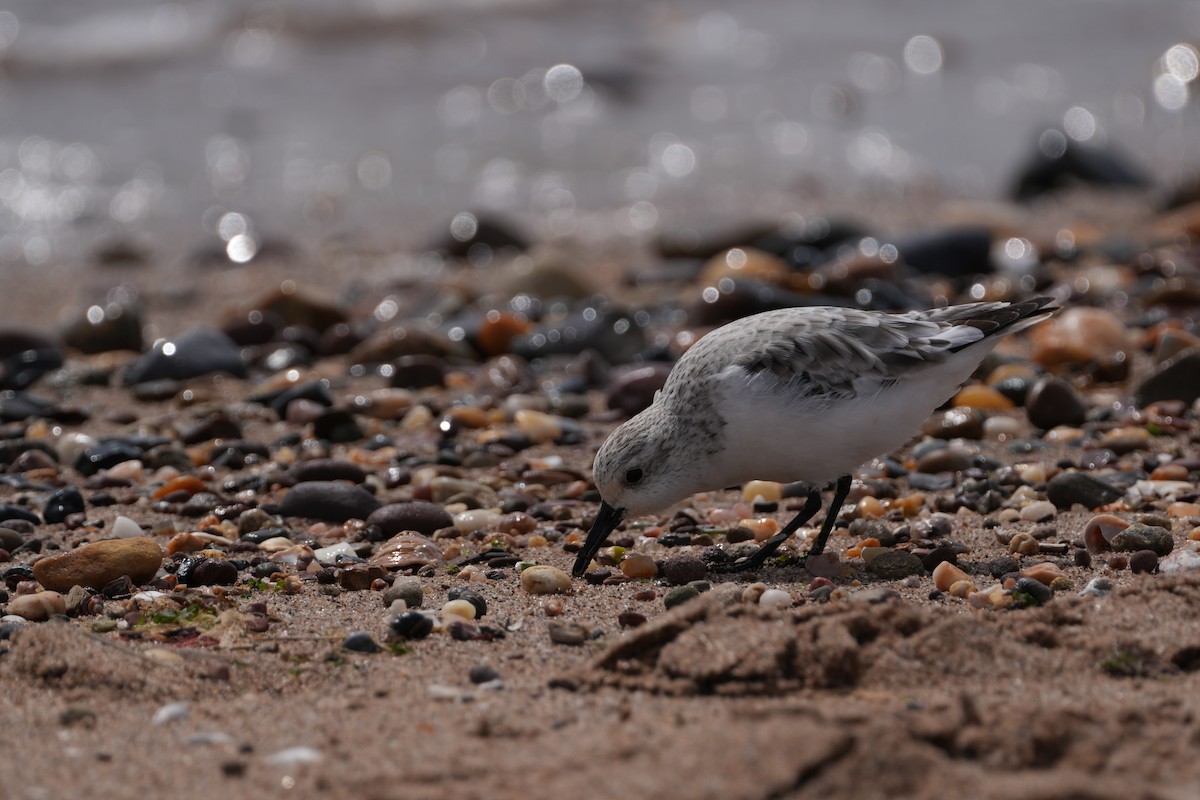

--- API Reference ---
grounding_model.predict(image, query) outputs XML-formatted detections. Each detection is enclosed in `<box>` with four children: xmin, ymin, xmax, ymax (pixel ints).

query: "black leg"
<box><xmin>718</xmin><ymin>488</ymin><xmax>822</xmax><ymax>572</ymax></box>
<box><xmin>802</xmin><ymin>474</ymin><xmax>853</xmax><ymax>561</ymax></box>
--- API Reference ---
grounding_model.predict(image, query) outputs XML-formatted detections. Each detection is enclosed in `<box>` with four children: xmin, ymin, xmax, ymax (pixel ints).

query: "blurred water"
<box><xmin>0</xmin><ymin>0</ymin><xmax>1198</xmax><ymax>267</ymax></box>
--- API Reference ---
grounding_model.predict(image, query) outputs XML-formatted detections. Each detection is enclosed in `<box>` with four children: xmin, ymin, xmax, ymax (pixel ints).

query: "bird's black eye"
<box><xmin>625</xmin><ymin>468</ymin><xmax>643</xmax><ymax>485</ymax></box>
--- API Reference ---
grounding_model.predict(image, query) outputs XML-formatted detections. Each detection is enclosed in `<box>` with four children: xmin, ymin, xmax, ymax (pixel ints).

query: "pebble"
<box><xmin>442</xmin><ymin>599</ymin><xmax>477</xmax><ymax>620</ymax></box>
<box><xmin>1083</xmin><ymin>514</ymin><xmax>1129</xmax><ymax>554</ymax></box>
<box><xmin>1019</xmin><ymin>501</ymin><xmax>1057</xmax><ymax>523</ymax></box>
<box><xmin>447</xmin><ymin>587</ymin><xmax>487</xmax><ymax>617</ymax></box>
<box><xmin>292</xmin><ymin>459</ymin><xmax>367</xmax><ymax>484</ymax></box>
<box><xmin>953</xmin><ymin>384</ymin><xmax>1014</xmax><ymax>410</ymax></box>
<box><xmin>1024</xmin><ymin>376</ymin><xmax>1087</xmax><ymax>429</ymax></box>
<box><xmin>278</xmin><ymin>481</ymin><xmax>382</xmax><ymax>523</ymax></box>
<box><xmin>1030</xmin><ymin>307</ymin><xmax>1132</xmax><ymax>377</ymax></box>
<box><xmin>618</xmin><ymin>610</ymin><xmax>647</xmax><ymax>628</ymax></box>
<box><xmin>1132</xmin><ymin>349</ymin><xmax>1200</xmax><ymax>407</ymax></box>
<box><xmin>1013</xmin><ymin>577</ymin><xmax>1053</xmax><ymax>606</ymax></box>
<box><xmin>921</xmin><ymin>407</ymin><xmax>985</xmax><ymax>440</ymax></box>
<box><xmin>866</xmin><ymin>550</ymin><xmax>924</xmax><ymax>579</ymax></box>
<box><xmin>662</xmin><ymin>555</ymin><xmax>706</xmax><ymax>585</ymax></box>
<box><xmin>383</xmin><ymin>578</ymin><xmax>424</xmax><ymax>608</ymax></box>
<box><xmin>6</xmin><ymin>591</ymin><xmax>66</xmax><ymax>621</ymax></box>
<box><xmin>982</xmin><ymin>416</ymin><xmax>1022</xmax><ymax>439</ymax></box>
<box><xmin>32</xmin><ymin>537</ymin><xmax>163</xmax><ymax>591</ymax></box>
<box><xmin>604</xmin><ymin>364</ymin><xmax>671</xmax><ymax>417</ymax></box>
<box><xmin>663</xmin><ymin>585</ymin><xmax>700</xmax><ymax>609</ymax></box>
<box><xmin>932</xmin><ymin>561</ymin><xmax>971</xmax><ymax>592</ymax></box>
<box><xmin>758</xmin><ymin>588</ymin><xmax>792</xmax><ymax>609</ymax></box>
<box><xmin>1129</xmin><ymin>549</ymin><xmax>1159</xmax><ymax>574</ymax></box>
<box><xmin>619</xmin><ymin>554</ymin><xmax>658</xmax><ymax>579</ymax></box>
<box><xmin>1110</xmin><ymin>523</ymin><xmax>1174</xmax><ymax>556</ymax></box>
<box><xmin>1046</xmin><ymin>472</ymin><xmax>1123</xmax><ymax>510</ymax></box>
<box><xmin>742</xmin><ymin>481</ymin><xmax>783</xmax><ymax>503</ymax></box>
<box><xmin>547</xmin><ymin>620</ymin><xmax>587</xmax><ymax>646</ymax></box>
<box><xmin>1020</xmin><ymin>562</ymin><xmax>1065</xmax><ymax>586</ymax></box>
<box><xmin>389</xmin><ymin>611</ymin><xmax>434</xmax><ymax>640</ymax></box>
<box><xmin>124</xmin><ymin>327</ymin><xmax>247</xmax><ymax>385</ymax></box>
<box><xmin>342</xmin><ymin>631</ymin><xmax>382</xmax><ymax>653</ymax></box>
<box><xmin>367</xmin><ymin>502</ymin><xmax>454</xmax><ymax>537</ymax></box>
<box><xmin>0</xmin><ymin>527</ymin><xmax>23</xmax><ymax>551</ymax></box>
<box><xmin>370</xmin><ymin>532</ymin><xmax>444</xmax><ymax>571</ymax></box>
<box><xmin>1160</xmin><ymin>549</ymin><xmax>1200</xmax><ymax>575</ymax></box>
<box><xmin>43</xmin><ymin>487</ymin><xmax>85</xmax><ymax>525</ymax></box>
<box><xmin>519</xmin><ymin>565</ymin><xmax>573</xmax><ymax>595</ymax></box>
<box><xmin>468</xmin><ymin>664</ymin><xmax>500</xmax><ymax>684</ymax></box>
<box><xmin>1079</xmin><ymin>577</ymin><xmax>1113</xmax><ymax>597</ymax></box>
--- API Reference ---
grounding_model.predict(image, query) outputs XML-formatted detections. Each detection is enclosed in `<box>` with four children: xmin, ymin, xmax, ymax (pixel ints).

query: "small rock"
<box><xmin>1129</xmin><ymin>549</ymin><xmax>1159</xmax><ymax>574</ymax></box>
<box><xmin>1110</xmin><ymin>523</ymin><xmax>1173</xmax><ymax>556</ymax></box>
<box><xmin>758</xmin><ymin>588</ymin><xmax>792</xmax><ymax>609</ymax></box>
<box><xmin>547</xmin><ymin>620</ymin><xmax>586</xmax><ymax>645</ymax></box>
<box><xmin>124</xmin><ymin>327</ymin><xmax>247</xmax><ymax>385</ymax></box>
<box><xmin>1030</xmin><ymin>306</ymin><xmax>1132</xmax><ymax>378</ymax></box>
<box><xmin>1046</xmin><ymin>472</ymin><xmax>1123</xmax><ymax>510</ymax></box>
<box><xmin>932</xmin><ymin>560</ymin><xmax>971</xmax><ymax>592</ymax></box>
<box><xmin>468</xmin><ymin>664</ymin><xmax>499</xmax><ymax>684</ymax></box>
<box><xmin>519</xmin><ymin>565</ymin><xmax>572</xmax><ymax>595</ymax></box>
<box><xmin>32</xmin><ymin>537</ymin><xmax>162</xmax><ymax>591</ymax></box>
<box><xmin>1160</xmin><ymin>549</ymin><xmax>1200</xmax><ymax>575</ymax></box>
<box><xmin>447</xmin><ymin>587</ymin><xmax>487</xmax><ymax>618</ymax></box>
<box><xmin>1083</xmin><ymin>513</ymin><xmax>1130</xmax><ymax>554</ymax></box>
<box><xmin>185</xmin><ymin>558</ymin><xmax>239</xmax><ymax>587</ymax></box>
<box><xmin>278</xmin><ymin>481</ymin><xmax>382</xmax><ymax>523</ymax></box>
<box><xmin>1019</xmin><ymin>501</ymin><xmax>1057</xmax><ymax>523</ymax></box>
<box><xmin>663</xmin><ymin>585</ymin><xmax>700</xmax><ymax>609</ymax></box>
<box><xmin>442</xmin><ymin>599</ymin><xmax>477</xmax><ymax>620</ymax></box>
<box><xmin>661</xmin><ymin>555</ymin><xmax>706</xmax><ymax>585</ymax></box>
<box><xmin>866</xmin><ymin>550</ymin><xmax>924</xmax><ymax>579</ymax></box>
<box><xmin>1013</xmin><ymin>577</ymin><xmax>1053</xmax><ymax>605</ymax></box>
<box><xmin>342</xmin><ymin>631</ymin><xmax>382</xmax><ymax>653</ymax></box>
<box><xmin>921</xmin><ymin>407</ymin><xmax>985</xmax><ymax>440</ymax></box>
<box><xmin>604</xmin><ymin>364</ymin><xmax>672</xmax><ymax>417</ymax></box>
<box><xmin>367</xmin><ymin>502</ymin><xmax>454</xmax><ymax>537</ymax></box>
<box><xmin>619</xmin><ymin>554</ymin><xmax>657</xmax><ymax>579</ymax></box>
<box><xmin>43</xmin><ymin>487</ymin><xmax>85</xmax><ymax>525</ymax></box>
<box><xmin>389</xmin><ymin>611</ymin><xmax>434</xmax><ymax>640</ymax></box>
<box><xmin>1079</xmin><ymin>576</ymin><xmax>1113</xmax><ymax>597</ymax></box>
<box><xmin>1025</xmin><ymin>376</ymin><xmax>1087</xmax><ymax>429</ymax></box>
<box><xmin>7</xmin><ymin>591</ymin><xmax>66</xmax><ymax>620</ymax></box>
<box><xmin>1020</xmin><ymin>561</ymin><xmax>1065</xmax><ymax>586</ymax></box>
<box><xmin>383</xmin><ymin>578</ymin><xmax>423</xmax><ymax>609</ymax></box>
<box><xmin>617</xmin><ymin>610</ymin><xmax>647</xmax><ymax>628</ymax></box>
<box><xmin>1132</xmin><ymin>349</ymin><xmax>1200</xmax><ymax>407</ymax></box>
<box><xmin>291</xmin><ymin>459</ymin><xmax>367</xmax><ymax>484</ymax></box>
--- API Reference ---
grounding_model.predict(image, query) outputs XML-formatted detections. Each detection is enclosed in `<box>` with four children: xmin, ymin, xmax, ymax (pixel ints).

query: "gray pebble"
<box><xmin>662</xmin><ymin>555</ymin><xmax>706</xmax><ymax>585</ymax></box>
<box><xmin>664</xmin><ymin>585</ymin><xmax>700</xmax><ymax>609</ymax></box>
<box><xmin>1111</xmin><ymin>523</ymin><xmax>1174</xmax><ymax>556</ymax></box>
<box><xmin>866</xmin><ymin>551</ymin><xmax>924</xmax><ymax>579</ymax></box>
<box><xmin>383</xmin><ymin>578</ymin><xmax>424</xmax><ymax>609</ymax></box>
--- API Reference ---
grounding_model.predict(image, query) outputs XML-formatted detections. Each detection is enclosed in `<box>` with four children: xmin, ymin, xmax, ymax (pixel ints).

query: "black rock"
<box><xmin>342</xmin><ymin>631</ymin><xmax>382</xmax><ymax>653</ymax></box>
<box><xmin>1013</xmin><ymin>577</ymin><xmax>1053</xmax><ymax>606</ymax></box>
<box><xmin>0</xmin><ymin>527</ymin><xmax>23</xmax><ymax>550</ymax></box>
<box><xmin>1131</xmin><ymin>349</ymin><xmax>1200</xmax><ymax>408</ymax></box>
<box><xmin>278</xmin><ymin>481</ymin><xmax>382</xmax><ymax>522</ymax></box>
<box><xmin>311</xmin><ymin>408</ymin><xmax>363</xmax><ymax>443</ymax></box>
<box><xmin>1046</xmin><ymin>471</ymin><xmax>1123</xmax><ymax>510</ymax></box>
<box><xmin>367</xmin><ymin>502</ymin><xmax>453</xmax><ymax>537</ymax></box>
<box><xmin>468</xmin><ymin>664</ymin><xmax>500</xmax><ymax>684</ymax></box>
<box><xmin>891</xmin><ymin>226</ymin><xmax>993</xmax><ymax>278</ymax></box>
<box><xmin>389</xmin><ymin>610</ymin><xmax>434</xmax><ymax>640</ymax></box>
<box><xmin>388</xmin><ymin>355</ymin><xmax>446</xmax><ymax>389</ymax></box>
<box><xmin>432</xmin><ymin>213</ymin><xmax>528</xmax><ymax>258</ymax></box>
<box><xmin>1010</xmin><ymin>131</ymin><xmax>1151</xmax><ymax>201</ymax></box>
<box><xmin>0</xmin><ymin>503</ymin><xmax>40</xmax><ymax>525</ymax></box>
<box><xmin>867</xmin><ymin>551</ymin><xmax>924</xmax><ymax>579</ymax></box>
<box><xmin>60</xmin><ymin>300</ymin><xmax>143</xmax><ymax>354</ymax></box>
<box><xmin>1129</xmin><ymin>549</ymin><xmax>1159</xmax><ymax>574</ymax></box>
<box><xmin>920</xmin><ymin>546</ymin><xmax>957</xmax><ymax>572</ymax></box>
<box><xmin>124</xmin><ymin>327</ymin><xmax>247</xmax><ymax>385</ymax></box>
<box><xmin>182</xmin><ymin>557</ymin><xmax>239</xmax><ymax>587</ymax></box>
<box><xmin>1026</xmin><ymin>376</ymin><xmax>1087</xmax><ymax>429</ymax></box>
<box><xmin>257</xmin><ymin>380</ymin><xmax>334</xmax><ymax>419</ymax></box>
<box><xmin>448</xmin><ymin>587</ymin><xmax>487</xmax><ymax>618</ymax></box>
<box><xmin>179</xmin><ymin>412</ymin><xmax>243</xmax><ymax>445</ymax></box>
<box><xmin>221</xmin><ymin>310</ymin><xmax>284</xmax><ymax>346</ymax></box>
<box><xmin>291</xmin><ymin>459</ymin><xmax>367</xmax><ymax>484</ymax></box>
<box><xmin>0</xmin><ymin>340</ymin><xmax>63</xmax><ymax>390</ymax></box>
<box><xmin>43</xmin><ymin>487</ymin><xmax>85</xmax><ymax>525</ymax></box>
<box><xmin>512</xmin><ymin>304</ymin><xmax>647</xmax><ymax>365</ymax></box>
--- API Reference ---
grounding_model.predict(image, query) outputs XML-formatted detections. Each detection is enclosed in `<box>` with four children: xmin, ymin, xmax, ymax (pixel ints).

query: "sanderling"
<box><xmin>572</xmin><ymin>298</ymin><xmax>1058</xmax><ymax>576</ymax></box>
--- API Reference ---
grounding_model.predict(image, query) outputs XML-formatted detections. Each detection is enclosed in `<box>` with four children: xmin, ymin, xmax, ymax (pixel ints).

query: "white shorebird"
<box><xmin>572</xmin><ymin>298</ymin><xmax>1058</xmax><ymax>576</ymax></box>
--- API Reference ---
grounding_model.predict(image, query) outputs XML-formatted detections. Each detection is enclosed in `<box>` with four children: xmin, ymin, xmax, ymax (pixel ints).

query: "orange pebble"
<box><xmin>857</xmin><ymin>497</ymin><xmax>885</xmax><ymax>518</ymax></box>
<box><xmin>953</xmin><ymin>384</ymin><xmax>1015</xmax><ymax>410</ymax></box>
<box><xmin>856</xmin><ymin>538</ymin><xmax>881</xmax><ymax>549</ymax></box>
<box><xmin>1151</xmin><ymin>464</ymin><xmax>1190</xmax><ymax>481</ymax></box>
<box><xmin>478</xmin><ymin>312</ymin><xmax>531</xmax><ymax>357</ymax></box>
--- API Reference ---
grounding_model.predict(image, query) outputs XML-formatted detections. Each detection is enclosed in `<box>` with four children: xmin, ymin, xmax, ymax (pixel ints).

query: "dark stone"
<box><xmin>993</xmin><ymin>375</ymin><xmax>1031</xmax><ymax>406</ymax></box>
<box><xmin>311</xmin><ymin>408</ymin><xmax>363</xmax><ymax>443</ymax></box>
<box><xmin>342</xmin><ymin>631</ymin><xmax>382</xmax><ymax>653</ymax></box>
<box><xmin>447</xmin><ymin>587</ymin><xmax>487</xmax><ymax>618</ymax></box>
<box><xmin>279</xmin><ymin>481</ymin><xmax>382</xmax><ymax>523</ymax></box>
<box><xmin>257</xmin><ymin>380</ymin><xmax>333</xmax><ymax>419</ymax></box>
<box><xmin>432</xmin><ymin>213</ymin><xmax>528</xmax><ymax>258</ymax></box>
<box><xmin>221</xmin><ymin>310</ymin><xmax>284</xmax><ymax>346</ymax></box>
<box><xmin>388</xmin><ymin>355</ymin><xmax>445</xmax><ymax>389</ymax></box>
<box><xmin>907</xmin><ymin>472</ymin><xmax>955</xmax><ymax>491</ymax></box>
<box><xmin>337</xmin><ymin>564</ymin><xmax>385</xmax><ymax>591</ymax></box>
<box><xmin>292</xmin><ymin>459</ymin><xmax>367</xmax><ymax>484</ymax></box>
<box><xmin>180</xmin><ymin>492</ymin><xmax>221</xmax><ymax>517</ymax></box>
<box><xmin>617</xmin><ymin>610</ymin><xmax>647</xmax><ymax>628</ymax></box>
<box><xmin>866</xmin><ymin>551</ymin><xmax>924</xmax><ymax>579</ymax></box>
<box><xmin>1129</xmin><ymin>549</ymin><xmax>1159</xmax><ymax>574</ymax></box>
<box><xmin>661</xmin><ymin>555</ymin><xmax>706</xmax><ymax>586</ymax></box>
<box><xmin>367</xmin><ymin>502</ymin><xmax>453</xmax><ymax>537</ymax></box>
<box><xmin>916</xmin><ymin>447</ymin><xmax>974</xmax><ymax>474</ymax></box>
<box><xmin>43</xmin><ymin>487</ymin><xmax>85</xmax><ymax>525</ymax></box>
<box><xmin>0</xmin><ymin>504</ymin><xmax>40</xmax><ymax>526</ymax></box>
<box><xmin>188</xmin><ymin>558</ymin><xmax>239</xmax><ymax>586</ymax></box>
<box><xmin>389</xmin><ymin>610</ymin><xmax>434</xmax><ymax>640</ymax></box>
<box><xmin>1013</xmin><ymin>577</ymin><xmax>1053</xmax><ymax>606</ymax></box>
<box><xmin>1111</xmin><ymin>524</ymin><xmax>1173</xmax><ymax>556</ymax></box>
<box><xmin>124</xmin><ymin>327</ymin><xmax>247</xmax><ymax>385</ymax></box>
<box><xmin>60</xmin><ymin>300</ymin><xmax>143</xmax><ymax>354</ymax></box>
<box><xmin>980</xmin><ymin>556</ymin><xmax>1020</xmax><ymax>578</ymax></box>
<box><xmin>1010</xmin><ymin>131</ymin><xmax>1150</xmax><ymax>201</ymax></box>
<box><xmin>512</xmin><ymin>305</ymin><xmax>647</xmax><ymax>365</ymax></box>
<box><xmin>0</xmin><ymin>340</ymin><xmax>63</xmax><ymax>390</ymax></box>
<box><xmin>1025</xmin><ymin>376</ymin><xmax>1087</xmax><ymax>429</ymax></box>
<box><xmin>605</xmin><ymin>363</ymin><xmax>672</xmax><ymax>417</ymax></box>
<box><xmin>0</xmin><ymin>527</ymin><xmax>23</xmax><ymax>550</ymax></box>
<box><xmin>663</xmin><ymin>585</ymin><xmax>700</xmax><ymax>609</ymax></box>
<box><xmin>1132</xmin><ymin>349</ymin><xmax>1200</xmax><ymax>408</ymax></box>
<box><xmin>468</xmin><ymin>664</ymin><xmax>500</xmax><ymax>684</ymax></box>
<box><xmin>179</xmin><ymin>413</ymin><xmax>243</xmax><ymax>446</ymax></box>
<box><xmin>920</xmin><ymin>546</ymin><xmax>957</xmax><ymax>572</ymax></box>
<box><xmin>1046</xmin><ymin>471</ymin><xmax>1123</xmax><ymax>510</ymax></box>
<box><xmin>891</xmin><ymin>227</ymin><xmax>993</xmax><ymax>278</ymax></box>
<box><xmin>1073</xmin><ymin>548</ymin><xmax>1092</xmax><ymax>568</ymax></box>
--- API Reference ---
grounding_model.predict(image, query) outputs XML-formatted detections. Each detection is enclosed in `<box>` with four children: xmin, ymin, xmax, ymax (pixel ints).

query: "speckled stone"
<box><xmin>866</xmin><ymin>550</ymin><xmax>924</xmax><ymax>579</ymax></box>
<box><xmin>1110</xmin><ymin>523</ymin><xmax>1174</xmax><ymax>556</ymax></box>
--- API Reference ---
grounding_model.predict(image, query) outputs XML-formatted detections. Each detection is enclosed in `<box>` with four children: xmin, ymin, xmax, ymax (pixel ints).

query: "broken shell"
<box><xmin>165</xmin><ymin>531</ymin><xmax>234</xmax><ymax>555</ymax></box>
<box><xmin>369</xmin><ymin>532</ymin><xmax>445</xmax><ymax>572</ymax></box>
<box><xmin>1084</xmin><ymin>514</ymin><xmax>1130</xmax><ymax>554</ymax></box>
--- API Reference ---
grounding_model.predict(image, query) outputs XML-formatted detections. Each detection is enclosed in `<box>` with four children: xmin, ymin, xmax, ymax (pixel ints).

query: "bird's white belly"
<box><xmin>711</xmin><ymin>367</ymin><xmax>966</xmax><ymax>488</ymax></box>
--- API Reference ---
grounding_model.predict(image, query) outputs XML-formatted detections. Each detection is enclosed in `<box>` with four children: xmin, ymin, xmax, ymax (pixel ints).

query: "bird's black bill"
<box><xmin>572</xmin><ymin>501</ymin><xmax>624</xmax><ymax>577</ymax></box>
